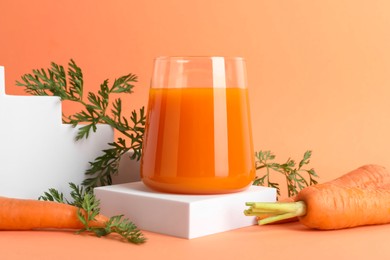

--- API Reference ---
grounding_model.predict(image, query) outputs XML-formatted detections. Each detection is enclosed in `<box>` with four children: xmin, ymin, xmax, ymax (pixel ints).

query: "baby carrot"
<box><xmin>0</xmin><ymin>196</ymin><xmax>108</xmax><ymax>230</ymax></box>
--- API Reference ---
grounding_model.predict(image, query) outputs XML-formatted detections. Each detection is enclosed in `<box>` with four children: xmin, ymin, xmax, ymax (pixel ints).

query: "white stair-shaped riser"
<box><xmin>0</xmin><ymin>66</ymin><xmax>115</xmax><ymax>199</ymax></box>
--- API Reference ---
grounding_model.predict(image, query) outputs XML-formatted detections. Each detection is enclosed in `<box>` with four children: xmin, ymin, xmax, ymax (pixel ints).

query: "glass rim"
<box><xmin>154</xmin><ymin>56</ymin><xmax>245</xmax><ymax>61</ymax></box>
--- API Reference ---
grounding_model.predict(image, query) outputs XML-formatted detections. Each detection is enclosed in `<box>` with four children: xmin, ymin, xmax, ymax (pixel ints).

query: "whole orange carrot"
<box><xmin>247</xmin><ymin>164</ymin><xmax>390</xmax><ymax>229</ymax></box>
<box><xmin>247</xmin><ymin>184</ymin><xmax>390</xmax><ymax>229</ymax></box>
<box><xmin>0</xmin><ymin>196</ymin><xmax>108</xmax><ymax>230</ymax></box>
<box><xmin>256</xmin><ymin>164</ymin><xmax>390</xmax><ymax>224</ymax></box>
<box><xmin>294</xmin><ymin>183</ymin><xmax>390</xmax><ymax>229</ymax></box>
<box><xmin>0</xmin><ymin>195</ymin><xmax>146</xmax><ymax>244</ymax></box>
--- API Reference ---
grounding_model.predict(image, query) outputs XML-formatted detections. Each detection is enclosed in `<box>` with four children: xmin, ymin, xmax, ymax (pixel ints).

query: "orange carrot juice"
<box><xmin>140</xmin><ymin>87</ymin><xmax>255</xmax><ymax>194</ymax></box>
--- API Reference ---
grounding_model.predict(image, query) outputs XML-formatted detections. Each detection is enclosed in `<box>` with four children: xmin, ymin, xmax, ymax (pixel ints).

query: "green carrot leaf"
<box><xmin>17</xmin><ymin>59</ymin><xmax>145</xmax><ymax>189</ymax></box>
<box><xmin>253</xmin><ymin>150</ymin><xmax>318</xmax><ymax>198</ymax></box>
<box><xmin>39</xmin><ymin>183</ymin><xmax>146</xmax><ymax>244</ymax></box>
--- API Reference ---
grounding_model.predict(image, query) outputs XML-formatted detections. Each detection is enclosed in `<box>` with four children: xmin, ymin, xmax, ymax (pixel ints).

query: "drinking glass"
<box><xmin>140</xmin><ymin>56</ymin><xmax>255</xmax><ymax>194</ymax></box>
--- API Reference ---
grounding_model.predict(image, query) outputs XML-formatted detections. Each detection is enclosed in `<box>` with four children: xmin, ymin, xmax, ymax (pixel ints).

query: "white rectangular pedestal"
<box><xmin>94</xmin><ymin>182</ymin><xmax>276</xmax><ymax>239</ymax></box>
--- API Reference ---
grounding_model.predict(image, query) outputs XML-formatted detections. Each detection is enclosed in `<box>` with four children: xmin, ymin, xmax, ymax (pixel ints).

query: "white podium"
<box><xmin>95</xmin><ymin>182</ymin><xmax>276</xmax><ymax>239</ymax></box>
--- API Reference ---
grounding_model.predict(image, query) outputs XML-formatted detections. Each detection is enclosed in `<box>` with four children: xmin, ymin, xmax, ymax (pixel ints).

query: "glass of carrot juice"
<box><xmin>140</xmin><ymin>56</ymin><xmax>255</xmax><ymax>194</ymax></box>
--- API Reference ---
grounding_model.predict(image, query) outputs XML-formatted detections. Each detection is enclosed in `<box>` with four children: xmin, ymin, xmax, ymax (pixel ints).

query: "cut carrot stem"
<box><xmin>248</xmin><ymin>202</ymin><xmax>305</xmax><ymax>213</ymax></box>
<box><xmin>259</xmin><ymin>212</ymin><xmax>301</xmax><ymax>225</ymax></box>
<box><xmin>245</xmin><ymin>201</ymin><xmax>306</xmax><ymax>224</ymax></box>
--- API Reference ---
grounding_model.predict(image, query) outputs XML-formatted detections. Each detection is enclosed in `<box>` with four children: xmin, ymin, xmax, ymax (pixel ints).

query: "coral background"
<box><xmin>1</xmin><ymin>0</ymin><xmax>390</xmax><ymax>185</ymax></box>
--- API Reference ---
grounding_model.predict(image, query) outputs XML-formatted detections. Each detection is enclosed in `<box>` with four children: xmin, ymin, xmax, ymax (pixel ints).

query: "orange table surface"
<box><xmin>1</xmin><ymin>222</ymin><xmax>388</xmax><ymax>260</ymax></box>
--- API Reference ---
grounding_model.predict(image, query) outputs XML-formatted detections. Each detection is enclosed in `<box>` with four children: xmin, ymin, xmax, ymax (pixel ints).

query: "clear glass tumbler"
<box><xmin>140</xmin><ymin>56</ymin><xmax>255</xmax><ymax>194</ymax></box>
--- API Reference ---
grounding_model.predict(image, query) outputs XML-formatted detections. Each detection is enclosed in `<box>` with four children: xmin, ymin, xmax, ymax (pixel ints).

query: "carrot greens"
<box><xmin>253</xmin><ymin>150</ymin><xmax>318</xmax><ymax>197</ymax></box>
<box><xmin>16</xmin><ymin>60</ymin><xmax>146</xmax><ymax>188</ymax></box>
<box><xmin>39</xmin><ymin>183</ymin><xmax>146</xmax><ymax>244</ymax></box>
<box><xmin>77</xmin><ymin>192</ymin><xmax>145</xmax><ymax>244</ymax></box>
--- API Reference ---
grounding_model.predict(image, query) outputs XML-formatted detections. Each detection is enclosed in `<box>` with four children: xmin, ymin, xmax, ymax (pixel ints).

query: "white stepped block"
<box><xmin>95</xmin><ymin>182</ymin><xmax>276</xmax><ymax>239</ymax></box>
<box><xmin>0</xmin><ymin>66</ymin><xmax>114</xmax><ymax>199</ymax></box>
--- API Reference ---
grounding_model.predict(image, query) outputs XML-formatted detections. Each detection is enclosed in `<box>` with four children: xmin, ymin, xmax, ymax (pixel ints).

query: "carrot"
<box><xmin>0</xmin><ymin>196</ymin><xmax>108</xmax><ymax>230</ymax></box>
<box><xmin>246</xmin><ymin>184</ymin><xmax>390</xmax><ymax>229</ymax></box>
<box><xmin>327</xmin><ymin>164</ymin><xmax>390</xmax><ymax>189</ymax></box>
<box><xmin>295</xmin><ymin>184</ymin><xmax>390</xmax><ymax>229</ymax></box>
<box><xmin>247</xmin><ymin>164</ymin><xmax>390</xmax><ymax>229</ymax></box>
<box><xmin>256</xmin><ymin>164</ymin><xmax>390</xmax><ymax>224</ymax></box>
